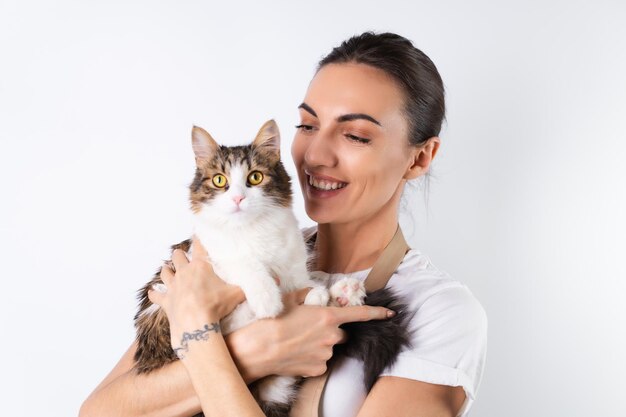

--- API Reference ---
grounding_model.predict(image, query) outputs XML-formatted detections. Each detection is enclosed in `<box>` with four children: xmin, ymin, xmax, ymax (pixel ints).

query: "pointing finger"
<box><xmin>331</xmin><ymin>305</ymin><xmax>396</xmax><ymax>325</ymax></box>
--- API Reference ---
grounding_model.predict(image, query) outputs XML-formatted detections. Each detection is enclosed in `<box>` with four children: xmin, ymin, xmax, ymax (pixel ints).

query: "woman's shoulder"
<box><xmin>389</xmin><ymin>249</ymin><xmax>487</xmax><ymax>329</ymax></box>
<box><xmin>384</xmin><ymin>249</ymin><xmax>488</xmax><ymax>404</ymax></box>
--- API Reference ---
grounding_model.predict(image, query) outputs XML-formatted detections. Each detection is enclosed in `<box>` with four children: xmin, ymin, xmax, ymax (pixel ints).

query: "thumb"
<box><xmin>283</xmin><ymin>287</ymin><xmax>312</xmax><ymax>308</ymax></box>
<box><xmin>191</xmin><ymin>236</ymin><xmax>209</xmax><ymax>260</ymax></box>
<box><xmin>231</xmin><ymin>285</ymin><xmax>246</xmax><ymax>304</ymax></box>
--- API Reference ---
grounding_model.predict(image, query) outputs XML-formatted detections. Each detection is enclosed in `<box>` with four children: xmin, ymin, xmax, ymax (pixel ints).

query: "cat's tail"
<box><xmin>335</xmin><ymin>287</ymin><xmax>414</xmax><ymax>391</ymax></box>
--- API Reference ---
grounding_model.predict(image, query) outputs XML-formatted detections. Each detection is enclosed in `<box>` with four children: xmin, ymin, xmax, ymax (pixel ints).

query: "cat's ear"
<box><xmin>192</xmin><ymin>126</ymin><xmax>219</xmax><ymax>163</ymax></box>
<box><xmin>252</xmin><ymin>119</ymin><xmax>281</xmax><ymax>162</ymax></box>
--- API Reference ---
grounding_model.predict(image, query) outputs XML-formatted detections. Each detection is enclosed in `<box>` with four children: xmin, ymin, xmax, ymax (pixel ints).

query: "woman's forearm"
<box><xmin>178</xmin><ymin>322</ymin><xmax>264</xmax><ymax>417</ymax></box>
<box><xmin>79</xmin><ymin>330</ymin><xmax>270</xmax><ymax>417</ymax></box>
<box><xmin>80</xmin><ymin>354</ymin><xmax>202</xmax><ymax>417</ymax></box>
<box><xmin>225</xmin><ymin>321</ymin><xmax>276</xmax><ymax>384</ymax></box>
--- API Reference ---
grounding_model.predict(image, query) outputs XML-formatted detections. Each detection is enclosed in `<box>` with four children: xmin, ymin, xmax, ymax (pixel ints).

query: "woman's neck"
<box><xmin>314</xmin><ymin>187</ymin><xmax>403</xmax><ymax>273</ymax></box>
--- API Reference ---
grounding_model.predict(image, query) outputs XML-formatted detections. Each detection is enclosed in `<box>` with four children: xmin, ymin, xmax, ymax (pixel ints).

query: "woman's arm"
<box><xmin>79</xmin><ymin>342</ymin><xmax>202</xmax><ymax>417</ymax></box>
<box><xmin>171</xmin><ymin>322</ymin><xmax>264</xmax><ymax>417</ymax></box>
<box><xmin>79</xmin><ymin>303</ymin><xmax>391</xmax><ymax>417</ymax></box>
<box><xmin>79</xmin><ymin>293</ymin><xmax>310</xmax><ymax>417</ymax></box>
<box><xmin>80</xmin><ymin>240</ymin><xmax>394</xmax><ymax>417</ymax></box>
<box><xmin>356</xmin><ymin>377</ymin><xmax>466</xmax><ymax>417</ymax></box>
<box><xmin>356</xmin><ymin>284</ymin><xmax>487</xmax><ymax>416</ymax></box>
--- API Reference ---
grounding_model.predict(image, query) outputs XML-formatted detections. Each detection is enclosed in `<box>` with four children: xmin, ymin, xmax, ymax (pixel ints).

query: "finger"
<box><xmin>171</xmin><ymin>249</ymin><xmax>189</xmax><ymax>271</ymax></box>
<box><xmin>152</xmin><ymin>282</ymin><xmax>168</xmax><ymax>293</ymax></box>
<box><xmin>147</xmin><ymin>289</ymin><xmax>164</xmax><ymax>306</ymax></box>
<box><xmin>336</xmin><ymin>329</ymin><xmax>348</xmax><ymax>344</ymax></box>
<box><xmin>283</xmin><ymin>287</ymin><xmax>311</xmax><ymax>307</ymax></box>
<box><xmin>160</xmin><ymin>264</ymin><xmax>174</xmax><ymax>285</ymax></box>
<box><xmin>230</xmin><ymin>285</ymin><xmax>246</xmax><ymax>304</ymax></box>
<box><xmin>191</xmin><ymin>236</ymin><xmax>209</xmax><ymax>260</ymax></box>
<box><xmin>293</xmin><ymin>287</ymin><xmax>312</xmax><ymax>305</ymax></box>
<box><xmin>331</xmin><ymin>305</ymin><xmax>396</xmax><ymax>325</ymax></box>
<box><xmin>164</xmin><ymin>259</ymin><xmax>175</xmax><ymax>272</ymax></box>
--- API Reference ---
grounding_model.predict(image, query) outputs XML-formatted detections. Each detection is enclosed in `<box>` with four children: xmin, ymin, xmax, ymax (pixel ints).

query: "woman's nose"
<box><xmin>304</xmin><ymin>129</ymin><xmax>338</xmax><ymax>168</ymax></box>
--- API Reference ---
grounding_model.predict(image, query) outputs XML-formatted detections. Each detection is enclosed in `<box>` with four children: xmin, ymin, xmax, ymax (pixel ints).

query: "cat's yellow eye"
<box><xmin>248</xmin><ymin>171</ymin><xmax>264</xmax><ymax>186</ymax></box>
<box><xmin>212</xmin><ymin>174</ymin><xmax>227</xmax><ymax>188</ymax></box>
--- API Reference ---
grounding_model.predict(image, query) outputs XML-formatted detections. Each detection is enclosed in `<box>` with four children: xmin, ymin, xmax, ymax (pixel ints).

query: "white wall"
<box><xmin>1</xmin><ymin>1</ymin><xmax>624</xmax><ymax>416</ymax></box>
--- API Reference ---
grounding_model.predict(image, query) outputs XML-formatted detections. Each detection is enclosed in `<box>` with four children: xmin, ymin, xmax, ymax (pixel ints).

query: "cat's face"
<box><xmin>189</xmin><ymin>120</ymin><xmax>292</xmax><ymax>225</ymax></box>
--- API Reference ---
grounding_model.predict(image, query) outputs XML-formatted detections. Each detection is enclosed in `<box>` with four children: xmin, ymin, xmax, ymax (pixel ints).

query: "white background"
<box><xmin>1</xmin><ymin>1</ymin><xmax>625</xmax><ymax>416</ymax></box>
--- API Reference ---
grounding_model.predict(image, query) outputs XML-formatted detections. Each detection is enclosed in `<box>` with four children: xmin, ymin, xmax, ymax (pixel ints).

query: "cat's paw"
<box><xmin>329</xmin><ymin>278</ymin><xmax>366</xmax><ymax>307</ymax></box>
<box><xmin>304</xmin><ymin>286</ymin><xmax>330</xmax><ymax>306</ymax></box>
<box><xmin>247</xmin><ymin>287</ymin><xmax>284</xmax><ymax>319</ymax></box>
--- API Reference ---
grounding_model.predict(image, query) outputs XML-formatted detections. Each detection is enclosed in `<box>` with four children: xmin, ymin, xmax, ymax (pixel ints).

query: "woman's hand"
<box><xmin>228</xmin><ymin>287</ymin><xmax>395</xmax><ymax>382</ymax></box>
<box><xmin>148</xmin><ymin>236</ymin><xmax>245</xmax><ymax>344</ymax></box>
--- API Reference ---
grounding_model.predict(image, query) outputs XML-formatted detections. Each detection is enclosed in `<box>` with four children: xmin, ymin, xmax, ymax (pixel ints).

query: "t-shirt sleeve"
<box><xmin>379</xmin><ymin>285</ymin><xmax>488</xmax><ymax>405</ymax></box>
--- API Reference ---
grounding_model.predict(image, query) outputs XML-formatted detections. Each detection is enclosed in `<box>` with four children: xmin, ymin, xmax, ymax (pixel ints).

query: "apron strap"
<box><xmin>291</xmin><ymin>225</ymin><xmax>410</xmax><ymax>417</ymax></box>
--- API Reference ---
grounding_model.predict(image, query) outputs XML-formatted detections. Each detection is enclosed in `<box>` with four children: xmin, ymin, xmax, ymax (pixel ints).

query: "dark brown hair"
<box><xmin>318</xmin><ymin>31</ymin><xmax>445</xmax><ymax>147</ymax></box>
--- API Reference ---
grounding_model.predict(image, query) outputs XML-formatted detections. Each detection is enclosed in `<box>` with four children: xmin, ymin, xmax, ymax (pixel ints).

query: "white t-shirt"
<box><xmin>309</xmin><ymin>247</ymin><xmax>488</xmax><ymax>417</ymax></box>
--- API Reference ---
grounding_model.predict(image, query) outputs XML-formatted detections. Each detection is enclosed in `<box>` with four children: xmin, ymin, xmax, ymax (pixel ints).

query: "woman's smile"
<box><xmin>305</xmin><ymin>171</ymin><xmax>349</xmax><ymax>199</ymax></box>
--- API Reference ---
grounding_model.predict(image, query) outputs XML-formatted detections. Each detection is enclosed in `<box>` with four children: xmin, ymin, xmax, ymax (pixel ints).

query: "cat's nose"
<box><xmin>233</xmin><ymin>195</ymin><xmax>245</xmax><ymax>206</ymax></box>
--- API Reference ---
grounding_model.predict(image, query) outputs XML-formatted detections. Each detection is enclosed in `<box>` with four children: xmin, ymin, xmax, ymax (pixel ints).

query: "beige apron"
<box><xmin>290</xmin><ymin>225</ymin><xmax>410</xmax><ymax>417</ymax></box>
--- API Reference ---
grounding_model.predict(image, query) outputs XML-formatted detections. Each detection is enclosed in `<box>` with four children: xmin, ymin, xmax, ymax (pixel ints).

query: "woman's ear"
<box><xmin>403</xmin><ymin>136</ymin><xmax>440</xmax><ymax>180</ymax></box>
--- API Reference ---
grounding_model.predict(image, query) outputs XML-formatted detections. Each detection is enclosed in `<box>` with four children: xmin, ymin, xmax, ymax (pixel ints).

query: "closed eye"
<box><xmin>295</xmin><ymin>124</ymin><xmax>315</xmax><ymax>132</ymax></box>
<box><xmin>345</xmin><ymin>133</ymin><xmax>371</xmax><ymax>144</ymax></box>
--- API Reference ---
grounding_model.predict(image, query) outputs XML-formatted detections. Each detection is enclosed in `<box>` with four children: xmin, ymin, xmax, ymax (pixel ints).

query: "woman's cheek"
<box><xmin>290</xmin><ymin>134</ymin><xmax>305</xmax><ymax>167</ymax></box>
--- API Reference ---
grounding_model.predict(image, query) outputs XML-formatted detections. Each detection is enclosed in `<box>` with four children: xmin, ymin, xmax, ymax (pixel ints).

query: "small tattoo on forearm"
<box><xmin>173</xmin><ymin>323</ymin><xmax>221</xmax><ymax>359</ymax></box>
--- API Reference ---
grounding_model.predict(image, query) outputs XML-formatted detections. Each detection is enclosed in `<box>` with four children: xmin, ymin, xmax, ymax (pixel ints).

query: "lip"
<box><xmin>304</xmin><ymin>170</ymin><xmax>349</xmax><ymax>199</ymax></box>
<box><xmin>304</xmin><ymin>170</ymin><xmax>347</xmax><ymax>184</ymax></box>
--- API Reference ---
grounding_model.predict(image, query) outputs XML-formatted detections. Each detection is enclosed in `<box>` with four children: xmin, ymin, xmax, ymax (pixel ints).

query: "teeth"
<box><xmin>308</xmin><ymin>175</ymin><xmax>347</xmax><ymax>191</ymax></box>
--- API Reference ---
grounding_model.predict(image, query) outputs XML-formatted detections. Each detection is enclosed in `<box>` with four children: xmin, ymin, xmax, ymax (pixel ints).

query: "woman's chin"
<box><xmin>304</xmin><ymin>204</ymin><xmax>341</xmax><ymax>225</ymax></box>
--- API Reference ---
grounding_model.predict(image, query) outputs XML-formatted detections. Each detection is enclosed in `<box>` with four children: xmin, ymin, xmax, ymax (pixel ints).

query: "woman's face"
<box><xmin>291</xmin><ymin>62</ymin><xmax>418</xmax><ymax>225</ymax></box>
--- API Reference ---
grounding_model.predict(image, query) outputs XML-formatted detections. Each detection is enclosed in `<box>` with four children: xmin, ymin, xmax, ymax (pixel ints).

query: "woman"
<box><xmin>80</xmin><ymin>32</ymin><xmax>487</xmax><ymax>417</ymax></box>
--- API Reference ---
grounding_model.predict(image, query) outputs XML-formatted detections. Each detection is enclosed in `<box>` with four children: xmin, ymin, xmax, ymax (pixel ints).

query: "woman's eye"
<box><xmin>247</xmin><ymin>171</ymin><xmax>264</xmax><ymax>186</ymax></box>
<box><xmin>345</xmin><ymin>134</ymin><xmax>371</xmax><ymax>144</ymax></box>
<box><xmin>295</xmin><ymin>124</ymin><xmax>315</xmax><ymax>133</ymax></box>
<box><xmin>212</xmin><ymin>174</ymin><xmax>228</xmax><ymax>188</ymax></box>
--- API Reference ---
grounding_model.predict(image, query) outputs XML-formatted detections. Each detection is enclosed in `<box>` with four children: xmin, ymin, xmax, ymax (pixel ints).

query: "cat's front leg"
<box><xmin>281</xmin><ymin>262</ymin><xmax>330</xmax><ymax>307</ymax></box>
<box><xmin>231</xmin><ymin>264</ymin><xmax>283</xmax><ymax>319</ymax></box>
<box><xmin>303</xmin><ymin>286</ymin><xmax>330</xmax><ymax>306</ymax></box>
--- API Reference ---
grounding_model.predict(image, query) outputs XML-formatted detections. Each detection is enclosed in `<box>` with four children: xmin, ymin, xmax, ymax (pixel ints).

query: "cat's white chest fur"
<box><xmin>191</xmin><ymin>207</ymin><xmax>366</xmax><ymax>333</ymax></box>
<box><xmin>192</xmin><ymin>206</ymin><xmax>316</xmax><ymax>332</ymax></box>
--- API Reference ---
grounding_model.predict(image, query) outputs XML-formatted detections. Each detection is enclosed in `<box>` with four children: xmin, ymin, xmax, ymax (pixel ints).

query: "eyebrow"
<box><xmin>298</xmin><ymin>102</ymin><xmax>318</xmax><ymax>117</ymax></box>
<box><xmin>298</xmin><ymin>102</ymin><xmax>382</xmax><ymax>127</ymax></box>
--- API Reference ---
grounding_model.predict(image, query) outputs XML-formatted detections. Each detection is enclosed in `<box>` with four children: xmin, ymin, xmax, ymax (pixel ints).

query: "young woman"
<box><xmin>80</xmin><ymin>32</ymin><xmax>487</xmax><ymax>417</ymax></box>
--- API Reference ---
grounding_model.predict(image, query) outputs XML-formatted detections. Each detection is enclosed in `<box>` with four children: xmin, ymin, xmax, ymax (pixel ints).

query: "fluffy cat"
<box><xmin>133</xmin><ymin>120</ymin><xmax>372</xmax><ymax>416</ymax></box>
